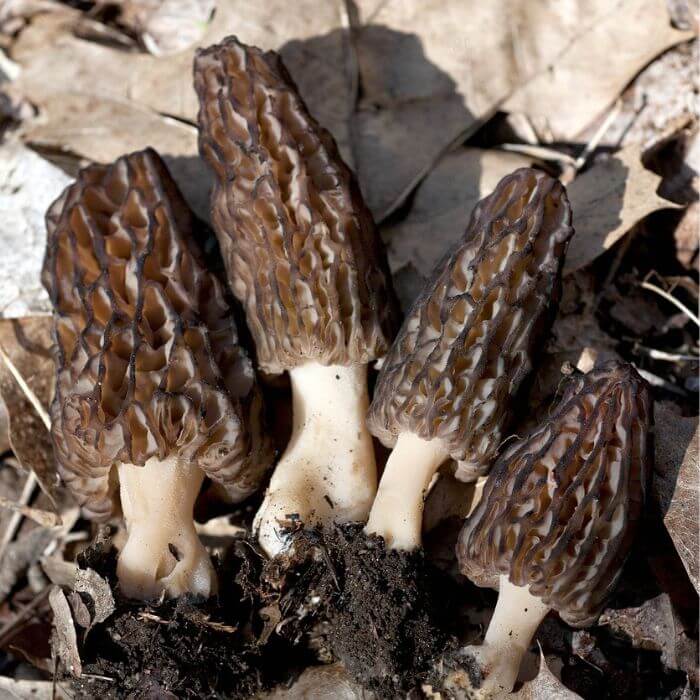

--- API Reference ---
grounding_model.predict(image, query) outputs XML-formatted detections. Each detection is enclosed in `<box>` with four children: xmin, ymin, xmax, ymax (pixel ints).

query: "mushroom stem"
<box><xmin>365</xmin><ymin>432</ymin><xmax>449</xmax><ymax>550</ymax></box>
<box><xmin>117</xmin><ymin>457</ymin><xmax>216</xmax><ymax>600</ymax></box>
<box><xmin>254</xmin><ymin>363</ymin><xmax>377</xmax><ymax>558</ymax></box>
<box><xmin>464</xmin><ymin>575</ymin><xmax>550</xmax><ymax>697</ymax></box>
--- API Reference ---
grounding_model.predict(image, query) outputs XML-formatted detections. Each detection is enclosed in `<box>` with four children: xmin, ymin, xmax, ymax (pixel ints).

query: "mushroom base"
<box><xmin>365</xmin><ymin>432</ymin><xmax>449</xmax><ymax>550</ymax></box>
<box><xmin>254</xmin><ymin>363</ymin><xmax>377</xmax><ymax>558</ymax></box>
<box><xmin>117</xmin><ymin>457</ymin><xmax>216</xmax><ymax>600</ymax></box>
<box><xmin>445</xmin><ymin>575</ymin><xmax>549</xmax><ymax>698</ymax></box>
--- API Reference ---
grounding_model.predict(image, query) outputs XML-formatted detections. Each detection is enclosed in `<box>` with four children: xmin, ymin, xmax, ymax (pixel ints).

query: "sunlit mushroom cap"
<box><xmin>194</xmin><ymin>36</ymin><xmax>399</xmax><ymax>375</ymax></box>
<box><xmin>367</xmin><ymin>168</ymin><xmax>573</xmax><ymax>478</ymax></box>
<box><xmin>41</xmin><ymin>148</ymin><xmax>272</xmax><ymax>519</ymax></box>
<box><xmin>457</xmin><ymin>361</ymin><xmax>652</xmax><ymax>627</ymax></box>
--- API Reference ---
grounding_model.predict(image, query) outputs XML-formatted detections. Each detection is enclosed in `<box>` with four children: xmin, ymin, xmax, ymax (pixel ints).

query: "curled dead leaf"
<box><xmin>49</xmin><ymin>585</ymin><xmax>82</xmax><ymax>677</ymax></box>
<box><xmin>653</xmin><ymin>405</ymin><xmax>699</xmax><ymax>592</ymax></box>
<box><xmin>67</xmin><ymin>590</ymin><xmax>91</xmax><ymax>630</ymax></box>
<box><xmin>42</xmin><ymin>557</ymin><xmax>115</xmax><ymax>630</ymax></box>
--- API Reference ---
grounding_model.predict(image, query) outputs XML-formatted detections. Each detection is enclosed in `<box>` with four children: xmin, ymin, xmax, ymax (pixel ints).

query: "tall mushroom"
<box><xmin>449</xmin><ymin>361</ymin><xmax>651</xmax><ymax>698</ymax></box>
<box><xmin>365</xmin><ymin>168</ymin><xmax>573</xmax><ymax>550</ymax></box>
<box><xmin>42</xmin><ymin>148</ymin><xmax>272</xmax><ymax>599</ymax></box>
<box><xmin>194</xmin><ymin>37</ymin><xmax>398</xmax><ymax>557</ymax></box>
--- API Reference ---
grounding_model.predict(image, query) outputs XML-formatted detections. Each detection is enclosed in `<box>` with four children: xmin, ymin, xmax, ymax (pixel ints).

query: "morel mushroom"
<box><xmin>365</xmin><ymin>168</ymin><xmax>573</xmax><ymax>550</ymax></box>
<box><xmin>450</xmin><ymin>362</ymin><xmax>651</xmax><ymax>698</ymax></box>
<box><xmin>194</xmin><ymin>37</ymin><xmax>398</xmax><ymax>557</ymax></box>
<box><xmin>42</xmin><ymin>148</ymin><xmax>272</xmax><ymax>599</ymax></box>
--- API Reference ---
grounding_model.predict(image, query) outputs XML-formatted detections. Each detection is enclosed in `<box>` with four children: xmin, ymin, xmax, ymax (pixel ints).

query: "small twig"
<box><xmin>0</xmin><ymin>342</ymin><xmax>55</xmax><ymax>562</ymax></box>
<box><xmin>0</xmin><ymin>343</ymin><xmax>51</xmax><ymax>430</ymax></box>
<box><xmin>81</xmin><ymin>673</ymin><xmax>115</xmax><ymax>682</ymax></box>
<box><xmin>561</xmin><ymin>99</ymin><xmax>622</xmax><ymax>184</ymax></box>
<box><xmin>138</xmin><ymin>611</ymin><xmax>170</xmax><ymax>625</ymax></box>
<box><xmin>640</xmin><ymin>281</ymin><xmax>700</xmax><ymax>327</ymax></box>
<box><xmin>573</xmin><ymin>99</ymin><xmax>622</xmax><ymax>172</ymax></box>
<box><xmin>0</xmin><ymin>472</ymin><xmax>38</xmax><ymax>564</ymax></box>
<box><xmin>634</xmin><ymin>345</ymin><xmax>699</xmax><ymax>363</ymax></box>
<box><xmin>499</xmin><ymin>143</ymin><xmax>576</xmax><ymax>166</ymax></box>
<box><xmin>636</xmin><ymin>368</ymin><xmax>687</xmax><ymax>396</ymax></box>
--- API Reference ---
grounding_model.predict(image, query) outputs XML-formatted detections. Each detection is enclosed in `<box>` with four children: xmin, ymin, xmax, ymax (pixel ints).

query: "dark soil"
<box><xmin>309</xmin><ymin>524</ymin><xmax>461</xmax><ymax>696</ymax></box>
<box><xmin>66</xmin><ymin>523</ymin><xmax>462</xmax><ymax>699</ymax></box>
<box><xmin>71</xmin><ymin>535</ymin><xmax>315</xmax><ymax>699</ymax></box>
<box><xmin>61</xmin><ymin>519</ymin><xmax>698</xmax><ymax>700</ymax></box>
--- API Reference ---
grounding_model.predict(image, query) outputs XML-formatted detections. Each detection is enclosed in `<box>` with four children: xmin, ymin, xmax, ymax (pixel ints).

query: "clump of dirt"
<box><xmin>71</xmin><ymin>536</ymin><xmax>314</xmax><ymax>699</ymax></box>
<box><xmin>74</xmin><ymin>598</ymin><xmax>266</xmax><ymax>699</ymax></box>
<box><xmin>310</xmin><ymin>524</ymin><xmax>461</xmax><ymax>695</ymax></box>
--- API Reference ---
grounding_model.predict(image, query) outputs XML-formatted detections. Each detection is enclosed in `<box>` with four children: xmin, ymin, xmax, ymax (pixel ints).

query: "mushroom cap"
<box><xmin>194</xmin><ymin>36</ymin><xmax>399</xmax><ymax>375</ymax></box>
<box><xmin>457</xmin><ymin>361</ymin><xmax>652</xmax><ymax>627</ymax></box>
<box><xmin>366</xmin><ymin>168</ymin><xmax>573</xmax><ymax>476</ymax></box>
<box><xmin>41</xmin><ymin>148</ymin><xmax>272</xmax><ymax>520</ymax></box>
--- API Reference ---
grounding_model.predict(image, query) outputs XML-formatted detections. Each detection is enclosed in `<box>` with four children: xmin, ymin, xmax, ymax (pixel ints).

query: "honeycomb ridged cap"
<box><xmin>367</xmin><ymin>168</ymin><xmax>574</xmax><ymax>478</ymax></box>
<box><xmin>41</xmin><ymin>148</ymin><xmax>273</xmax><ymax>519</ymax></box>
<box><xmin>457</xmin><ymin>361</ymin><xmax>652</xmax><ymax>627</ymax></box>
<box><xmin>194</xmin><ymin>36</ymin><xmax>399</xmax><ymax>375</ymax></box>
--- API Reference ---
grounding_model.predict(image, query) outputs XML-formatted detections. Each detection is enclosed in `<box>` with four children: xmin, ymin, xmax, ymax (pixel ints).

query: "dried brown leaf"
<box><xmin>565</xmin><ymin>146</ymin><xmax>676</xmax><ymax>274</ymax></box>
<box><xmin>118</xmin><ymin>0</ymin><xmax>215</xmax><ymax>56</ymax></box>
<box><xmin>8</xmin><ymin>2</ymin><xmax>354</xmax><ymax>217</ymax></box>
<box><xmin>382</xmin><ymin>148</ymin><xmax>533</xmax><ymax>308</ymax></box>
<box><xmin>41</xmin><ymin>555</ymin><xmax>77</xmax><ymax>587</ymax></box>
<box><xmin>503</xmin><ymin>0</ymin><xmax>691</xmax><ymax>141</ymax></box>
<box><xmin>600</xmin><ymin>593</ymin><xmax>698</xmax><ymax>678</ymax></box>
<box><xmin>75</xmin><ymin>567</ymin><xmax>115</xmax><ymax>628</ymax></box>
<box><xmin>49</xmin><ymin>585</ymin><xmax>82</xmax><ymax>677</ymax></box>
<box><xmin>653</xmin><ymin>405</ymin><xmax>699</xmax><ymax>591</ymax></box>
<box><xmin>600</xmin><ymin>41</ymin><xmax>698</xmax><ymax>153</ymax></box>
<box><xmin>67</xmin><ymin>590</ymin><xmax>91</xmax><ymax>630</ymax></box>
<box><xmin>0</xmin><ymin>317</ymin><xmax>61</xmax><ymax>509</ymax></box>
<box><xmin>265</xmin><ymin>663</ymin><xmax>375</xmax><ymax>699</ymax></box>
<box><xmin>674</xmin><ymin>202</ymin><xmax>699</xmax><ymax>271</ymax></box>
<box><xmin>42</xmin><ymin>557</ymin><xmax>115</xmax><ymax>629</ymax></box>
<box><xmin>513</xmin><ymin>650</ymin><xmax>582</xmax><ymax>699</ymax></box>
<box><xmin>0</xmin><ymin>141</ymin><xmax>71</xmax><ymax>318</ymax></box>
<box><xmin>353</xmin><ymin>0</ymin><xmax>690</xmax><ymax>217</ymax></box>
<box><xmin>18</xmin><ymin>92</ymin><xmax>208</xmax><ymax>217</ymax></box>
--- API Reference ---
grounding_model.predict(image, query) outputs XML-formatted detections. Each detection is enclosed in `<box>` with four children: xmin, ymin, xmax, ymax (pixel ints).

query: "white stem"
<box><xmin>117</xmin><ymin>457</ymin><xmax>216</xmax><ymax>600</ymax></box>
<box><xmin>365</xmin><ymin>432</ymin><xmax>449</xmax><ymax>550</ymax></box>
<box><xmin>467</xmin><ymin>576</ymin><xmax>550</xmax><ymax>697</ymax></box>
<box><xmin>254</xmin><ymin>363</ymin><xmax>377</xmax><ymax>558</ymax></box>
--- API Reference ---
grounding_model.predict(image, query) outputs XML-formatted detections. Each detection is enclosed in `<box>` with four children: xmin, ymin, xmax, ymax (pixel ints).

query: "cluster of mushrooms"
<box><xmin>40</xmin><ymin>35</ymin><xmax>652</xmax><ymax>698</ymax></box>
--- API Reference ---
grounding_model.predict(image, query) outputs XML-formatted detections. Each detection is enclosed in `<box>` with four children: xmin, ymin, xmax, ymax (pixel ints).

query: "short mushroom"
<box><xmin>365</xmin><ymin>168</ymin><xmax>573</xmax><ymax>550</ymax></box>
<box><xmin>450</xmin><ymin>361</ymin><xmax>652</xmax><ymax>698</ymax></box>
<box><xmin>194</xmin><ymin>37</ymin><xmax>398</xmax><ymax>557</ymax></box>
<box><xmin>42</xmin><ymin>148</ymin><xmax>272</xmax><ymax>599</ymax></box>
